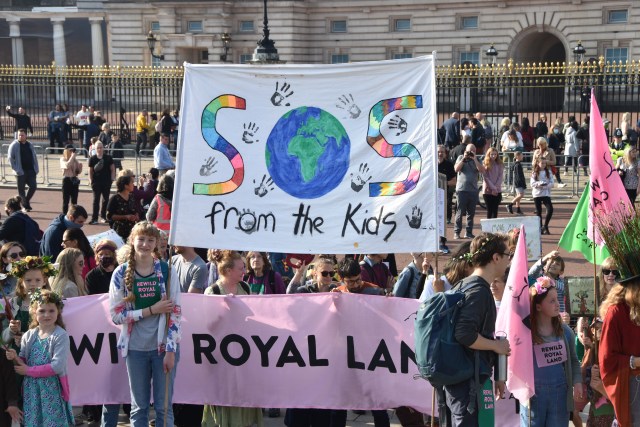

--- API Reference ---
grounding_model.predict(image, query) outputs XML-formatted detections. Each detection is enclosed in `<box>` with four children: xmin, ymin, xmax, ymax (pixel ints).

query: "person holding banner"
<box><xmin>51</xmin><ymin>248</ymin><xmax>86</xmax><ymax>298</ymax></box>
<box><xmin>109</xmin><ymin>221</ymin><xmax>181</xmax><ymax>427</ymax></box>
<box><xmin>520</xmin><ymin>277</ymin><xmax>583</xmax><ymax>426</ymax></box>
<box><xmin>202</xmin><ymin>250</ymin><xmax>264</xmax><ymax>427</ymax></box>
<box><xmin>244</xmin><ymin>251</ymin><xmax>285</xmax><ymax>295</ymax></box>
<box><xmin>86</xmin><ymin>239</ymin><xmax>118</xmax><ymax>295</ymax></box>
<box><xmin>0</xmin><ymin>242</ymin><xmax>25</xmax><ymax>297</ymax></box>
<box><xmin>287</xmin><ymin>256</ymin><xmax>338</xmax><ymax>293</ymax></box>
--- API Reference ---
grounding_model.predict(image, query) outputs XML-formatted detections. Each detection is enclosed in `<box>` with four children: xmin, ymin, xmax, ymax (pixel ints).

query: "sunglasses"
<box><xmin>8</xmin><ymin>252</ymin><xmax>24</xmax><ymax>260</ymax></box>
<box><xmin>319</xmin><ymin>271</ymin><xmax>333</xmax><ymax>277</ymax></box>
<box><xmin>602</xmin><ymin>269</ymin><xmax>619</xmax><ymax>277</ymax></box>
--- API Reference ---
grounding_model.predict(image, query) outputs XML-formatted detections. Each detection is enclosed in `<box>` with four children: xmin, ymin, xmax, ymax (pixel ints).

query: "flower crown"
<box><xmin>9</xmin><ymin>256</ymin><xmax>57</xmax><ymax>279</ymax></box>
<box><xmin>29</xmin><ymin>288</ymin><xmax>64</xmax><ymax>308</ymax></box>
<box><xmin>533</xmin><ymin>276</ymin><xmax>556</xmax><ymax>295</ymax></box>
<box><xmin>452</xmin><ymin>236</ymin><xmax>495</xmax><ymax>263</ymax></box>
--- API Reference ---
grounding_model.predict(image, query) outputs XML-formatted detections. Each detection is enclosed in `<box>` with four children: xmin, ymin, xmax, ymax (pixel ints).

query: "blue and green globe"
<box><xmin>266</xmin><ymin>106</ymin><xmax>350</xmax><ymax>199</ymax></box>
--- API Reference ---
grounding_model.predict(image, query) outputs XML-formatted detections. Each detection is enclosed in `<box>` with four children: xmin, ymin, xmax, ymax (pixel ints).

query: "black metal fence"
<box><xmin>0</xmin><ymin>58</ymin><xmax>638</xmax><ymax>143</ymax></box>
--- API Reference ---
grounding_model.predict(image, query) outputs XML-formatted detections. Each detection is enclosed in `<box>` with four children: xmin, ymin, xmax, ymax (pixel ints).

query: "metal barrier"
<box><xmin>1</xmin><ymin>143</ymin><xmax>47</xmax><ymax>185</ymax></box>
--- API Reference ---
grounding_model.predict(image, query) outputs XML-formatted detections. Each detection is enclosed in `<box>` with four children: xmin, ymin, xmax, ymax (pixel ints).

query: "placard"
<box><xmin>480</xmin><ymin>216</ymin><xmax>541</xmax><ymax>261</ymax></box>
<box><xmin>566</xmin><ymin>276</ymin><xmax>598</xmax><ymax>316</ymax></box>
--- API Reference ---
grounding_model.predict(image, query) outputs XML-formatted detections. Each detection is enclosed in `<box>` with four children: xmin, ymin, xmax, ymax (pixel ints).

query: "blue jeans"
<box><xmin>101</xmin><ymin>404</ymin><xmax>119</xmax><ymax>427</ymax></box>
<box><xmin>125</xmin><ymin>349</ymin><xmax>179</xmax><ymax>427</ymax></box>
<box><xmin>519</xmin><ymin>383</ymin><xmax>568</xmax><ymax>427</ymax></box>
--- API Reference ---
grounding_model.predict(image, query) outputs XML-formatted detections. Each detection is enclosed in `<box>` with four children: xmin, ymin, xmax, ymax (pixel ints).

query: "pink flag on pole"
<box><xmin>495</xmin><ymin>225</ymin><xmax>534</xmax><ymax>402</ymax></box>
<box><xmin>587</xmin><ymin>90</ymin><xmax>632</xmax><ymax>244</ymax></box>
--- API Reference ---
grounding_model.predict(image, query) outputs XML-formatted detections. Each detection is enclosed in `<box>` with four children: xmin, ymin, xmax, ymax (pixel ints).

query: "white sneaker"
<box><xmin>557</xmin><ymin>183</ymin><xmax>567</xmax><ymax>188</ymax></box>
<box><xmin>562</xmin><ymin>172</ymin><xmax>567</xmax><ymax>176</ymax></box>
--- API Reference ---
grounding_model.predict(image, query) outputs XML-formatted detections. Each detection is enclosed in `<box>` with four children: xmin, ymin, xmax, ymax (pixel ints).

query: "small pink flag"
<box><xmin>587</xmin><ymin>90</ymin><xmax>632</xmax><ymax>244</ymax></box>
<box><xmin>495</xmin><ymin>225</ymin><xmax>534</xmax><ymax>402</ymax></box>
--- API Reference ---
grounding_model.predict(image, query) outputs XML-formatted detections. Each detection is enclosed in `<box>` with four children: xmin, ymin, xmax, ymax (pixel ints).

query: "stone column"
<box><xmin>89</xmin><ymin>17</ymin><xmax>105</xmax><ymax>101</ymax></box>
<box><xmin>89</xmin><ymin>17</ymin><xmax>105</xmax><ymax>66</ymax></box>
<box><xmin>50</xmin><ymin>17</ymin><xmax>67</xmax><ymax>66</ymax></box>
<box><xmin>7</xmin><ymin>18</ymin><xmax>25</xmax><ymax>103</ymax></box>
<box><xmin>8</xmin><ymin>18</ymin><xmax>25</xmax><ymax>66</ymax></box>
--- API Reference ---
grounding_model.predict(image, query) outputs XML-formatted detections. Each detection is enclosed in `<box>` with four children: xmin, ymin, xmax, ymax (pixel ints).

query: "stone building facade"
<box><xmin>0</xmin><ymin>0</ymin><xmax>637</xmax><ymax>67</ymax></box>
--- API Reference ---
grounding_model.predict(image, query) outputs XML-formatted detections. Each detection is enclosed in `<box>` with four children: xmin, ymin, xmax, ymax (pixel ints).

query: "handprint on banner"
<box><xmin>235</xmin><ymin>209</ymin><xmax>258</xmax><ymax>234</ymax></box>
<box><xmin>271</xmin><ymin>82</ymin><xmax>294</xmax><ymax>106</ymax></box>
<box><xmin>199</xmin><ymin>157</ymin><xmax>218</xmax><ymax>176</ymax></box>
<box><xmin>350</xmin><ymin>163</ymin><xmax>372</xmax><ymax>192</ymax></box>
<box><xmin>253</xmin><ymin>174</ymin><xmax>275</xmax><ymax>197</ymax></box>
<box><xmin>388</xmin><ymin>114</ymin><xmax>408</xmax><ymax>136</ymax></box>
<box><xmin>336</xmin><ymin>94</ymin><xmax>362</xmax><ymax>119</ymax></box>
<box><xmin>405</xmin><ymin>206</ymin><xmax>423</xmax><ymax>229</ymax></box>
<box><xmin>242</xmin><ymin>122</ymin><xmax>260</xmax><ymax>144</ymax></box>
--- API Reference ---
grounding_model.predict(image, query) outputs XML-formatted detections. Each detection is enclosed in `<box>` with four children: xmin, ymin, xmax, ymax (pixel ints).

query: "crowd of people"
<box><xmin>437</xmin><ymin>111</ymin><xmax>640</xmax><ymax>252</ymax></box>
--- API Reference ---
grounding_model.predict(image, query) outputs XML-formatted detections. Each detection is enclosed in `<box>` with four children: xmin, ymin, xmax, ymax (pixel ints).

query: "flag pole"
<box><xmin>431</xmin><ymin>251</ymin><xmax>439</xmax><ymax>427</ymax></box>
<box><xmin>163</xmin><ymin>245</ymin><xmax>174</xmax><ymax>427</ymax></box>
<box><xmin>592</xmin><ymin>225</ymin><xmax>599</xmax><ymax>360</ymax></box>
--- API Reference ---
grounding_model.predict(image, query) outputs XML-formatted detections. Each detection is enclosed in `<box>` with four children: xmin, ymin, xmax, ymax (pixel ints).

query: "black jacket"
<box><xmin>6</xmin><ymin>110</ymin><xmax>33</xmax><ymax>133</ymax></box>
<box><xmin>40</xmin><ymin>214</ymin><xmax>68</xmax><ymax>259</ymax></box>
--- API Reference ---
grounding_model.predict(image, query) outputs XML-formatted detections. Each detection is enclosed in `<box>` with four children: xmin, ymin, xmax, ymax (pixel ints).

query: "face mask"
<box><xmin>99</xmin><ymin>256</ymin><xmax>115</xmax><ymax>268</ymax></box>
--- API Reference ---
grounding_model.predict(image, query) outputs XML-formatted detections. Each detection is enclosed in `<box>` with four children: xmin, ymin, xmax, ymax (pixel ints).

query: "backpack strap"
<box><xmin>239</xmin><ymin>281</ymin><xmax>251</xmax><ymax>294</ymax></box>
<box><xmin>401</xmin><ymin>267</ymin><xmax>416</xmax><ymax>299</ymax></box>
<box><xmin>212</xmin><ymin>284</ymin><xmax>221</xmax><ymax>295</ymax></box>
<box><xmin>268</xmin><ymin>270</ymin><xmax>276</xmax><ymax>294</ymax></box>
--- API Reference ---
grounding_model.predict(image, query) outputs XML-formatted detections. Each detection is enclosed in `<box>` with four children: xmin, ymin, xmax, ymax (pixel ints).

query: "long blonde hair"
<box><xmin>124</xmin><ymin>221</ymin><xmax>162</xmax><ymax>303</ymax></box>
<box><xmin>600</xmin><ymin>281</ymin><xmax>640</xmax><ymax>326</ymax></box>
<box><xmin>51</xmin><ymin>248</ymin><xmax>86</xmax><ymax>296</ymax></box>
<box><xmin>482</xmin><ymin>147</ymin><xmax>503</xmax><ymax>170</ymax></box>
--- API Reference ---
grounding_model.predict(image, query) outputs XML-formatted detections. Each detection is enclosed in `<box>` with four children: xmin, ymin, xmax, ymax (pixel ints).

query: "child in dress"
<box><xmin>520</xmin><ymin>277</ymin><xmax>584</xmax><ymax>427</ymax></box>
<box><xmin>1</xmin><ymin>256</ymin><xmax>56</xmax><ymax>350</ymax></box>
<box><xmin>5</xmin><ymin>289</ymin><xmax>74</xmax><ymax>426</ymax></box>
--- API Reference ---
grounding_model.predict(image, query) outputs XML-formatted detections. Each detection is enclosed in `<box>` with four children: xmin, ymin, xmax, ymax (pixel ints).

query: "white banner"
<box><xmin>480</xmin><ymin>216</ymin><xmax>541</xmax><ymax>261</ymax></box>
<box><xmin>171</xmin><ymin>58</ymin><xmax>438</xmax><ymax>252</ymax></box>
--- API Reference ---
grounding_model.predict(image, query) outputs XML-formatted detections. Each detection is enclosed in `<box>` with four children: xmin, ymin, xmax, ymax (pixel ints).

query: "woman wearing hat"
<box><xmin>60</xmin><ymin>144</ymin><xmax>82</xmax><ymax>214</ymax></box>
<box><xmin>596</xmin><ymin>218</ymin><xmax>640</xmax><ymax>426</ymax></box>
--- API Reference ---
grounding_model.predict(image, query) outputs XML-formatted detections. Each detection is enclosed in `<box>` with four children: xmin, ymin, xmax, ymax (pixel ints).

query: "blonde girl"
<box><xmin>5</xmin><ymin>289</ymin><xmax>74</xmax><ymax>426</ymax></box>
<box><xmin>51</xmin><ymin>248</ymin><xmax>86</xmax><ymax>298</ymax></box>
<box><xmin>520</xmin><ymin>277</ymin><xmax>584</xmax><ymax>426</ymax></box>
<box><xmin>481</xmin><ymin>147</ymin><xmax>504</xmax><ymax>219</ymax></box>
<box><xmin>1</xmin><ymin>256</ymin><xmax>55</xmax><ymax>349</ymax></box>
<box><xmin>109</xmin><ymin>221</ymin><xmax>181</xmax><ymax>427</ymax></box>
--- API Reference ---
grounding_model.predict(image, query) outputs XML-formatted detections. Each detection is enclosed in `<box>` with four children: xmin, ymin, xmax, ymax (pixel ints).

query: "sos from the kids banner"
<box><xmin>171</xmin><ymin>58</ymin><xmax>438</xmax><ymax>253</ymax></box>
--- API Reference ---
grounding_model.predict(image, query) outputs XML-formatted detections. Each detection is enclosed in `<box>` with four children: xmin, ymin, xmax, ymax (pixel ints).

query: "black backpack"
<box><xmin>210</xmin><ymin>281</ymin><xmax>250</xmax><ymax>295</ymax></box>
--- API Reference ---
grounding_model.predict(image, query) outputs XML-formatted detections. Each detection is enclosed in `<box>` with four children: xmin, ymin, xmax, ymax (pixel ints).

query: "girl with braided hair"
<box><xmin>109</xmin><ymin>221</ymin><xmax>181</xmax><ymax>427</ymax></box>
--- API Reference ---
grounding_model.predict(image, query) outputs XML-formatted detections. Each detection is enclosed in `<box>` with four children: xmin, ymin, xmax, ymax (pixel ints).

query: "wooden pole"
<box><xmin>431</xmin><ymin>251</ymin><xmax>439</xmax><ymax>427</ymax></box>
<box><xmin>592</xmin><ymin>226</ymin><xmax>599</xmax><ymax>360</ymax></box>
<box><xmin>163</xmin><ymin>246</ymin><xmax>174</xmax><ymax>427</ymax></box>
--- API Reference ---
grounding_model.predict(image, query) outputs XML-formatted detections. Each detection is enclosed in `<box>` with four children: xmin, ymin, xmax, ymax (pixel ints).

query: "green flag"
<box><xmin>558</xmin><ymin>186</ymin><xmax>610</xmax><ymax>264</ymax></box>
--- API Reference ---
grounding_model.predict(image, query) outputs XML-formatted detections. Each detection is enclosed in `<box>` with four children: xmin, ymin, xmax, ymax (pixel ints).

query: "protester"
<box><xmin>60</xmin><ymin>227</ymin><xmax>96</xmax><ymax>279</ymax></box>
<box><xmin>172</xmin><ymin>246</ymin><xmax>208</xmax><ymax>294</ymax></box>
<box><xmin>355</xmin><ymin>254</ymin><xmax>393</xmax><ymax>292</ymax></box>
<box><xmin>287</xmin><ymin>256</ymin><xmax>338</xmax><ymax>293</ymax></box>
<box><xmin>109</xmin><ymin>221</ymin><xmax>181</xmax><ymax>427</ymax></box>
<box><xmin>519</xmin><ymin>277</ymin><xmax>583</xmax><ymax>426</ymax></box>
<box><xmin>244</xmin><ymin>251</ymin><xmax>286</xmax><ymax>295</ymax></box>
<box><xmin>88</xmin><ymin>141</ymin><xmax>116</xmax><ymax>225</ymax></box>
<box><xmin>616</xmin><ymin>145</ymin><xmax>640</xmax><ymax>205</ymax></box>
<box><xmin>143</xmin><ymin>167</ymin><xmax>160</xmax><ymax>196</ymax></box>
<box><xmin>454</xmin><ymin>144</ymin><xmax>485</xmax><ymax>239</ymax></box>
<box><xmin>490</xmin><ymin>275</ymin><xmax>506</xmax><ymax>310</ymax></box>
<box><xmin>51</xmin><ymin>248</ymin><xmax>86</xmax><ymax>298</ymax></box>
<box><xmin>106</xmin><ymin>175</ymin><xmax>139</xmax><ymax>241</ymax></box>
<box><xmin>528</xmin><ymin>250</ymin><xmax>569</xmax><ymax>323</ymax></box>
<box><xmin>202</xmin><ymin>251</ymin><xmax>263</xmax><ymax>427</ymax></box>
<box><xmin>438</xmin><ymin>144</ymin><xmax>456</xmax><ymax>251</ymax></box>
<box><xmin>0</xmin><ymin>197</ymin><xmax>40</xmax><ymax>255</ymax></box>
<box><xmin>2</xmin><ymin>256</ymin><xmax>55</xmax><ymax>351</ymax></box>
<box><xmin>442</xmin><ymin>112</ymin><xmax>460</xmax><ymax>149</ymax></box>
<box><xmin>443</xmin><ymin>233</ymin><xmax>511</xmax><ymax>427</ymax></box>
<box><xmin>147</xmin><ymin>173</ymin><xmax>174</xmax><ymax>234</ymax></box>
<box><xmin>564</xmin><ymin>121</ymin><xmax>580</xmax><ymax>175</ymax></box>
<box><xmin>40</xmin><ymin>204</ymin><xmax>88</xmax><ymax>260</ymax></box>
<box><xmin>0</xmin><ymin>242</ymin><xmax>25</xmax><ymax>298</ymax></box>
<box><xmin>418</xmin><ymin>241</ymin><xmax>473</xmax><ymax>303</ymax></box>
<box><xmin>85</xmin><ymin>239</ymin><xmax>118</xmax><ymax>295</ymax></box>
<box><xmin>481</xmin><ymin>147</ymin><xmax>503</xmax><ymax>219</ymax></box>
<box><xmin>531</xmin><ymin>159</ymin><xmax>554</xmax><ymax>235</ymax></box>
<box><xmin>8</xmin><ymin>129</ymin><xmax>38</xmax><ymax>212</ymax></box>
<box><xmin>60</xmin><ymin>144</ymin><xmax>82</xmax><ymax>214</ymax></box>
<box><xmin>135</xmin><ymin>109</ymin><xmax>150</xmax><ymax>154</ymax></box>
<box><xmin>393</xmin><ymin>252</ymin><xmax>428</xmax><ymax>299</ymax></box>
<box><xmin>5</xmin><ymin>289</ymin><xmax>74</xmax><ymax>426</ymax></box>
<box><xmin>0</xmin><ymin>346</ymin><xmax>21</xmax><ymax>427</ymax></box>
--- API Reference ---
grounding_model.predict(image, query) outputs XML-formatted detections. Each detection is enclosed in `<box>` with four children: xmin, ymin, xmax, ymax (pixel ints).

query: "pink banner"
<box><xmin>495</xmin><ymin>225</ymin><xmax>535</xmax><ymax>402</ymax></box>
<box><xmin>587</xmin><ymin>91</ymin><xmax>632</xmax><ymax>244</ymax></box>
<box><xmin>63</xmin><ymin>293</ymin><xmax>519</xmax><ymax>422</ymax></box>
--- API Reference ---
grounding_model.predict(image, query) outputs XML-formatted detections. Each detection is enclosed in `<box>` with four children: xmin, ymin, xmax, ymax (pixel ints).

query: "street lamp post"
<box><xmin>250</xmin><ymin>0</ymin><xmax>283</xmax><ymax>64</ymax></box>
<box><xmin>146</xmin><ymin>31</ymin><xmax>164</xmax><ymax>61</ymax></box>
<box><xmin>220</xmin><ymin>33</ymin><xmax>232</xmax><ymax>62</ymax></box>
<box><xmin>573</xmin><ymin>41</ymin><xmax>586</xmax><ymax>64</ymax></box>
